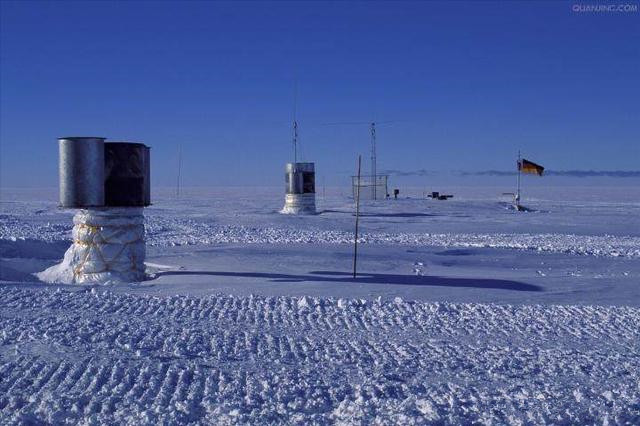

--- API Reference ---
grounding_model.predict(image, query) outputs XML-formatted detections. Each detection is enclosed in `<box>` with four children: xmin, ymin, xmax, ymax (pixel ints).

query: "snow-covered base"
<box><xmin>36</xmin><ymin>208</ymin><xmax>145</xmax><ymax>284</ymax></box>
<box><xmin>1</xmin><ymin>287</ymin><xmax>639</xmax><ymax>424</ymax></box>
<box><xmin>281</xmin><ymin>193</ymin><xmax>316</xmax><ymax>215</ymax></box>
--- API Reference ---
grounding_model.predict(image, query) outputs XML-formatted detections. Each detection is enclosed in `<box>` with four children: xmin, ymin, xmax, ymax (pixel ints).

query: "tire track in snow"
<box><xmin>1</xmin><ymin>287</ymin><xmax>640</xmax><ymax>424</ymax></box>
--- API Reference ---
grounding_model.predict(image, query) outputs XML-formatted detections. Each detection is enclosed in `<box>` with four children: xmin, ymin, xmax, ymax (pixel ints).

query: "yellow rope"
<box><xmin>74</xmin><ymin>225</ymin><xmax>142</xmax><ymax>276</ymax></box>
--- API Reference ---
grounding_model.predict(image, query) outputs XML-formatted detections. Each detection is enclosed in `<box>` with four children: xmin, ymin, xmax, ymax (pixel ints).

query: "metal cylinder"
<box><xmin>285</xmin><ymin>162</ymin><xmax>315</xmax><ymax>194</ymax></box>
<box><xmin>58</xmin><ymin>137</ymin><xmax>106</xmax><ymax>208</ymax></box>
<box><xmin>104</xmin><ymin>142</ymin><xmax>151</xmax><ymax>207</ymax></box>
<box><xmin>283</xmin><ymin>162</ymin><xmax>316</xmax><ymax>214</ymax></box>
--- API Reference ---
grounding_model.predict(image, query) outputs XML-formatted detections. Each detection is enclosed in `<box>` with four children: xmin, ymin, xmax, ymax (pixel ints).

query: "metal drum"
<box><xmin>285</xmin><ymin>162</ymin><xmax>315</xmax><ymax>194</ymax></box>
<box><xmin>58</xmin><ymin>137</ymin><xmax>106</xmax><ymax>208</ymax></box>
<box><xmin>104</xmin><ymin>142</ymin><xmax>151</xmax><ymax>207</ymax></box>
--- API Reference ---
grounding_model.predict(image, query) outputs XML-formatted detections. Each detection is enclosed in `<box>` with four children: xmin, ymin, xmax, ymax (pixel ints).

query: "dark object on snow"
<box><xmin>515</xmin><ymin>204</ymin><xmax>533</xmax><ymax>212</ymax></box>
<box><xmin>394</xmin><ymin>189</ymin><xmax>400</xmax><ymax>199</ymax></box>
<box><xmin>104</xmin><ymin>142</ymin><xmax>151</xmax><ymax>207</ymax></box>
<box><xmin>427</xmin><ymin>191</ymin><xmax>453</xmax><ymax>200</ymax></box>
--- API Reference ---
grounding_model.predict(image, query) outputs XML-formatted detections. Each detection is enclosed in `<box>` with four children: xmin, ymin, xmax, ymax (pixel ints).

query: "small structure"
<box><xmin>281</xmin><ymin>162</ymin><xmax>316</xmax><ymax>214</ymax></box>
<box><xmin>351</xmin><ymin>174</ymin><xmax>388</xmax><ymax>200</ymax></box>
<box><xmin>38</xmin><ymin>137</ymin><xmax>151</xmax><ymax>284</ymax></box>
<box><xmin>427</xmin><ymin>191</ymin><xmax>454</xmax><ymax>200</ymax></box>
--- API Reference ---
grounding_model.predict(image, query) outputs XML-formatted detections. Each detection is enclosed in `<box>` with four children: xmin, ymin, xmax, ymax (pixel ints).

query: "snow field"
<box><xmin>2</xmin><ymin>214</ymin><xmax>639</xmax><ymax>259</ymax></box>
<box><xmin>1</xmin><ymin>287</ymin><xmax>639</xmax><ymax>424</ymax></box>
<box><xmin>144</xmin><ymin>219</ymin><xmax>640</xmax><ymax>258</ymax></box>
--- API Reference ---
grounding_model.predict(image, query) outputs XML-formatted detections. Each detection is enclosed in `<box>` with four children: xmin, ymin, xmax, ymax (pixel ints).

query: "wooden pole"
<box><xmin>353</xmin><ymin>155</ymin><xmax>362</xmax><ymax>279</ymax></box>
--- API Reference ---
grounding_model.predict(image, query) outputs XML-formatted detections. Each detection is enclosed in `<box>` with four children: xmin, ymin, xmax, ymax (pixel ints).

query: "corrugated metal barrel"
<box><xmin>58</xmin><ymin>137</ymin><xmax>106</xmax><ymax>208</ymax></box>
<box><xmin>104</xmin><ymin>142</ymin><xmax>151</xmax><ymax>207</ymax></box>
<box><xmin>285</xmin><ymin>162</ymin><xmax>315</xmax><ymax>194</ymax></box>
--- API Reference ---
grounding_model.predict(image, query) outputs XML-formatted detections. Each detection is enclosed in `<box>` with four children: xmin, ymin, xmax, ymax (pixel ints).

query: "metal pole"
<box><xmin>293</xmin><ymin>121</ymin><xmax>298</xmax><ymax>164</ymax></box>
<box><xmin>176</xmin><ymin>144</ymin><xmax>183</xmax><ymax>199</ymax></box>
<box><xmin>516</xmin><ymin>150</ymin><xmax>521</xmax><ymax>206</ymax></box>
<box><xmin>293</xmin><ymin>81</ymin><xmax>298</xmax><ymax>164</ymax></box>
<box><xmin>370</xmin><ymin>122</ymin><xmax>377</xmax><ymax>200</ymax></box>
<box><xmin>353</xmin><ymin>155</ymin><xmax>362</xmax><ymax>279</ymax></box>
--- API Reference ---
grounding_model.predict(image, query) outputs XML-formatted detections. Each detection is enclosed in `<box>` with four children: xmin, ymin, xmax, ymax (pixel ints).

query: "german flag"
<box><xmin>518</xmin><ymin>159</ymin><xmax>544</xmax><ymax>176</ymax></box>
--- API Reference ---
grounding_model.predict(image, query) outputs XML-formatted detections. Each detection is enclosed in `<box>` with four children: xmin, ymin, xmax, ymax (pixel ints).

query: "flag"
<box><xmin>518</xmin><ymin>158</ymin><xmax>544</xmax><ymax>176</ymax></box>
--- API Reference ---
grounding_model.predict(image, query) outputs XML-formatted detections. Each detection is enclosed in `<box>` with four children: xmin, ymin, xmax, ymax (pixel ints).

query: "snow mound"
<box><xmin>36</xmin><ymin>209</ymin><xmax>146</xmax><ymax>284</ymax></box>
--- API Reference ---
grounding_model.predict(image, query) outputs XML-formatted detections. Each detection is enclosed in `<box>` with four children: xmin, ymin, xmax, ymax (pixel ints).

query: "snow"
<box><xmin>1</xmin><ymin>288</ymin><xmax>639</xmax><ymax>424</ymax></box>
<box><xmin>1</xmin><ymin>185</ymin><xmax>640</xmax><ymax>423</ymax></box>
<box><xmin>37</xmin><ymin>208</ymin><xmax>146</xmax><ymax>284</ymax></box>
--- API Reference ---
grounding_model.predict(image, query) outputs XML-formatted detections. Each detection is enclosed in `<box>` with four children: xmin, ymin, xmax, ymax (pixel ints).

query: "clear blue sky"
<box><xmin>1</xmin><ymin>1</ymin><xmax>638</xmax><ymax>187</ymax></box>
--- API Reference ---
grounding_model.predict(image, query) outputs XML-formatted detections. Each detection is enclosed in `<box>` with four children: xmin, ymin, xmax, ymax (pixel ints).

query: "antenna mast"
<box><xmin>176</xmin><ymin>144</ymin><xmax>182</xmax><ymax>199</ymax></box>
<box><xmin>293</xmin><ymin>121</ymin><xmax>298</xmax><ymax>164</ymax></box>
<box><xmin>321</xmin><ymin>119</ymin><xmax>394</xmax><ymax>201</ymax></box>
<box><xmin>516</xmin><ymin>150</ymin><xmax>521</xmax><ymax>206</ymax></box>
<box><xmin>370</xmin><ymin>122</ymin><xmax>377</xmax><ymax>200</ymax></box>
<box><xmin>292</xmin><ymin>81</ymin><xmax>298</xmax><ymax>164</ymax></box>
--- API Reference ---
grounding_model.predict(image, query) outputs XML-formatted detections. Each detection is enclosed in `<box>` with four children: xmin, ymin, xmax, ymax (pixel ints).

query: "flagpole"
<box><xmin>516</xmin><ymin>150</ymin><xmax>521</xmax><ymax>206</ymax></box>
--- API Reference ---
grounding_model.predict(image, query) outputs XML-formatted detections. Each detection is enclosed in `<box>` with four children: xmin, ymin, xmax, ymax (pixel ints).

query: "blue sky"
<box><xmin>1</xmin><ymin>1</ymin><xmax>638</xmax><ymax>187</ymax></box>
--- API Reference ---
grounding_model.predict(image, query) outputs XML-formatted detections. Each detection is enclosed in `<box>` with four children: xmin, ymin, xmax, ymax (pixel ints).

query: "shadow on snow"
<box><xmin>320</xmin><ymin>209</ymin><xmax>442</xmax><ymax>218</ymax></box>
<box><xmin>155</xmin><ymin>270</ymin><xmax>542</xmax><ymax>292</ymax></box>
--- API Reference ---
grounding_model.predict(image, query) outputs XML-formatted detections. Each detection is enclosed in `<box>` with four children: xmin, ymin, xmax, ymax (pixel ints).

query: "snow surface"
<box><xmin>1</xmin><ymin>186</ymin><xmax>640</xmax><ymax>423</ymax></box>
<box><xmin>1</xmin><ymin>288</ymin><xmax>639</xmax><ymax>424</ymax></box>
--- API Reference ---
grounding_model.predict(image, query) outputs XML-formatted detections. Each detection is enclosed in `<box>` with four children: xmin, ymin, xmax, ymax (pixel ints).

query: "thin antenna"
<box><xmin>319</xmin><ymin>119</ymin><xmax>394</xmax><ymax>201</ymax></box>
<box><xmin>176</xmin><ymin>144</ymin><xmax>183</xmax><ymax>198</ymax></box>
<box><xmin>516</xmin><ymin>150</ymin><xmax>521</xmax><ymax>207</ymax></box>
<box><xmin>292</xmin><ymin>81</ymin><xmax>298</xmax><ymax>163</ymax></box>
<box><xmin>353</xmin><ymin>155</ymin><xmax>362</xmax><ymax>279</ymax></box>
<box><xmin>370</xmin><ymin>122</ymin><xmax>377</xmax><ymax>200</ymax></box>
<box><xmin>293</xmin><ymin>121</ymin><xmax>298</xmax><ymax>163</ymax></box>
